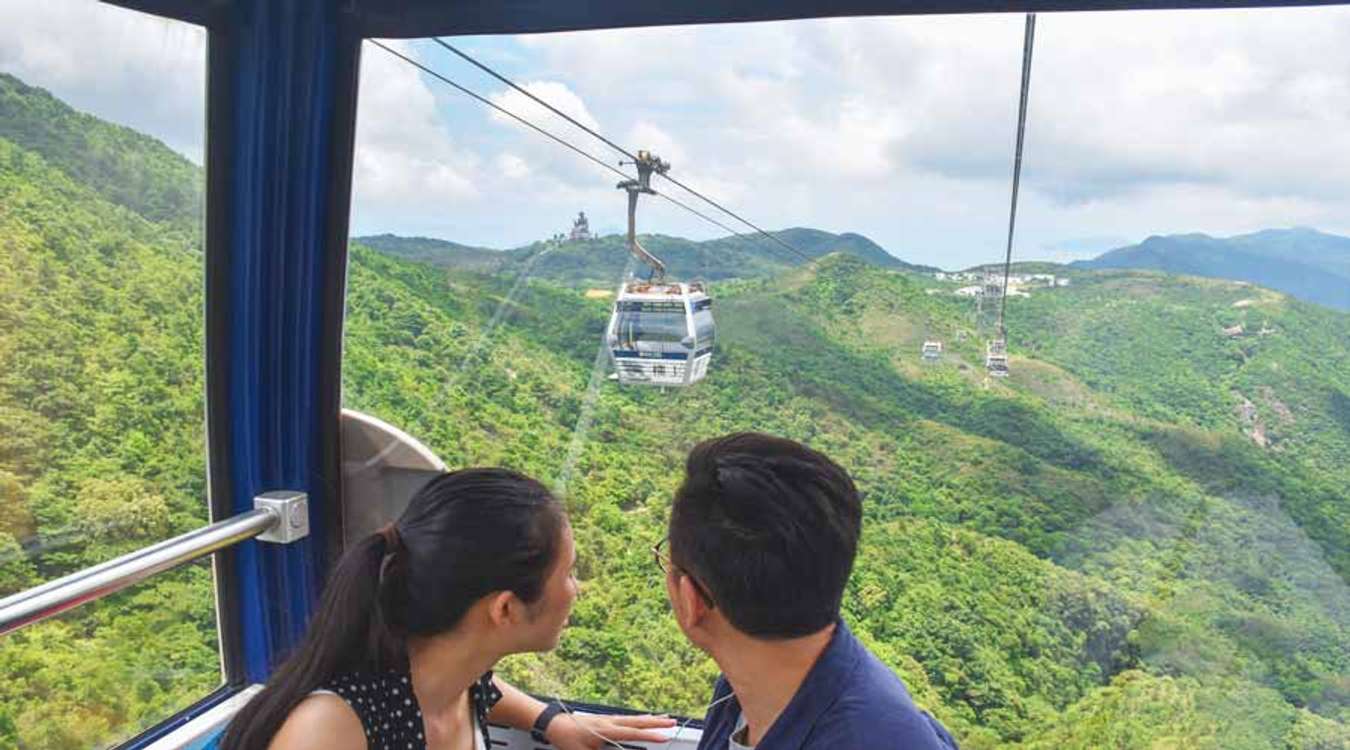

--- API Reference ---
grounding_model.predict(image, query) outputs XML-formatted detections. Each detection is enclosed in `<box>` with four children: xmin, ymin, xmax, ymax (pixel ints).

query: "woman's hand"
<box><xmin>545</xmin><ymin>712</ymin><xmax>679</xmax><ymax>749</ymax></box>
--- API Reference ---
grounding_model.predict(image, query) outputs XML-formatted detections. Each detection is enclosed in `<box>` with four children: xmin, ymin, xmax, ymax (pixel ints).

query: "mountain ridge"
<box><xmin>0</xmin><ymin>72</ymin><xmax>202</xmax><ymax>233</ymax></box>
<box><xmin>354</xmin><ymin>225</ymin><xmax>938</xmax><ymax>285</ymax></box>
<box><xmin>1074</xmin><ymin>228</ymin><xmax>1350</xmax><ymax>311</ymax></box>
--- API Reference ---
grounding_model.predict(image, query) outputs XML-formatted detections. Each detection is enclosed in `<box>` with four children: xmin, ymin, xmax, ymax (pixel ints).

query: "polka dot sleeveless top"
<box><xmin>320</xmin><ymin>670</ymin><xmax>503</xmax><ymax>750</ymax></box>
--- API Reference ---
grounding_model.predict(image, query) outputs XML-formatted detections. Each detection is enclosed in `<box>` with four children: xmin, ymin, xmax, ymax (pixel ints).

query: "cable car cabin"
<box><xmin>608</xmin><ymin>280</ymin><xmax>715</xmax><ymax>386</ymax></box>
<box><xmin>986</xmin><ymin>339</ymin><xmax>1010</xmax><ymax>377</ymax></box>
<box><xmin>922</xmin><ymin>340</ymin><xmax>943</xmax><ymax>362</ymax></box>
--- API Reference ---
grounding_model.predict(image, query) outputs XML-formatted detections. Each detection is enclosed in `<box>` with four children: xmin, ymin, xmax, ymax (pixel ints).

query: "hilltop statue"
<box><xmin>568</xmin><ymin>210</ymin><xmax>593</xmax><ymax>242</ymax></box>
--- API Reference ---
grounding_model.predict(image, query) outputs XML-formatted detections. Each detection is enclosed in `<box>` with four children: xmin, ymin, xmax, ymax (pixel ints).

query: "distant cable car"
<box><xmin>985</xmin><ymin>337</ymin><xmax>1010</xmax><ymax>377</ymax></box>
<box><xmin>606</xmin><ymin>151</ymin><xmax>715</xmax><ymax>386</ymax></box>
<box><xmin>921</xmin><ymin>340</ymin><xmax>943</xmax><ymax>362</ymax></box>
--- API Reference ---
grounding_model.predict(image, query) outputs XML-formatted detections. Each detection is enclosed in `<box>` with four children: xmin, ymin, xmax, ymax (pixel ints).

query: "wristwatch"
<box><xmin>531</xmin><ymin>701</ymin><xmax>566</xmax><ymax>743</ymax></box>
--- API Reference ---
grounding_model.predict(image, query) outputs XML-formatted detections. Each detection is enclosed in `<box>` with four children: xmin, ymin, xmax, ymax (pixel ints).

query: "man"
<box><xmin>660</xmin><ymin>433</ymin><xmax>957</xmax><ymax>749</ymax></box>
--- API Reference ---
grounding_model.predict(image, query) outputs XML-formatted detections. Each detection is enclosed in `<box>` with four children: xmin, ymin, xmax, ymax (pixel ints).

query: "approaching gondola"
<box><xmin>922</xmin><ymin>340</ymin><xmax>943</xmax><ymax>362</ymax></box>
<box><xmin>986</xmin><ymin>336</ymin><xmax>1010</xmax><ymax>377</ymax></box>
<box><xmin>606</xmin><ymin>151</ymin><xmax>715</xmax><ymax>387</ymax></box>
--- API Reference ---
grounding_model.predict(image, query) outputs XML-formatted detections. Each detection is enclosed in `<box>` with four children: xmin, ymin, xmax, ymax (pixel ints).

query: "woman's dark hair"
<box><xmin>669</xmin><ymin>432</ymin><xmax>861</xmax><ymax>639</ymax></box>
<box><xmin>221</xmin><ymin>468</ymin><xmax>564</xmax><ymax>750</ymax></box>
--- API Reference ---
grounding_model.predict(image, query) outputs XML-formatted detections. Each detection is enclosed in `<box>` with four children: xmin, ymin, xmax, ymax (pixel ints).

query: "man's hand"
<box><xmin>545</xmin><ymin>712</ymin><xmax>679</xmax><ymax>749</ymax></box>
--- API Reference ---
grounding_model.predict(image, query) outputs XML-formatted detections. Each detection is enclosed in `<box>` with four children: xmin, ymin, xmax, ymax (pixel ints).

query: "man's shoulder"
<box><xmin>810</xmin><ymin>694</ymin><xmax>956</xmax><ymax>748</ymax></box>
<box><xmin>811</xmin><ymin>642</ymin><xmax>957</xmax><ymax>748</ymax></box>
<box><xmin>839</xmin><ymin>639</ymin><xmax>921</xmax><ymax>707</ymax></box>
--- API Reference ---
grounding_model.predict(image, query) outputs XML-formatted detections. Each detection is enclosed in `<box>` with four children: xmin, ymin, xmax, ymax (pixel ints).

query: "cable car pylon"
<box><xmin>618</xmin><ymin>151</ymin><xmax>670</xmax><ymax>280</ymax></box>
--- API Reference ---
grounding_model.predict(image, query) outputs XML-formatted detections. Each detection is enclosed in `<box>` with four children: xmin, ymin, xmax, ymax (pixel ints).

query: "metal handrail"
<box><xmin>0</xmin><ymin>508</ymin><xmax>279</xmax><ymax>637</ymax></box>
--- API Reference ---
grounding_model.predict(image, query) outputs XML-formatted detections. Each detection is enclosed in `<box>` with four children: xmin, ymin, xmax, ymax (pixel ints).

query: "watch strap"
<box><xmin>531</xmin><ymin>701</ymin><xmax>565</xmax><ymax>743</ymax></box>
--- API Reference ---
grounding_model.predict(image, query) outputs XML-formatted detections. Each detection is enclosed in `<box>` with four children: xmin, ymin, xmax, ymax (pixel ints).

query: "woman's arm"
<box><xmin>487</xmin><ymin>676</ymin><xmax>676</xmax><ymax>750</ymax></box>
<box><xmin>484</xmin><ymin>676</ymin><xmax>548</xmax><ymax>730</ymax></box>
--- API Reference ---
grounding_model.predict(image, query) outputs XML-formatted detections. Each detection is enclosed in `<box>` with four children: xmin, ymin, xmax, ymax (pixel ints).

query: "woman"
<box><xmin>221</xmin><ymin>468</ymin><xmax>674</xmax><ymax>750</ymax></box>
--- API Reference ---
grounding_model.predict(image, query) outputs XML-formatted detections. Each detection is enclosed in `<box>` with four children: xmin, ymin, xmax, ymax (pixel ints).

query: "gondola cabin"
<box><xmin>922</xmin><ymin>340</ymin><xmax>943</xmax><ymax>362</ymax></box>
<box><xmin>607</xmin><ymin>280</ymin><xmax>714</xmax><ymax>387</ymax></box>
<box><xmin>986</xmin><ymin>338</ymin><xmax>1010</xmax><ymax>377</ymax></box>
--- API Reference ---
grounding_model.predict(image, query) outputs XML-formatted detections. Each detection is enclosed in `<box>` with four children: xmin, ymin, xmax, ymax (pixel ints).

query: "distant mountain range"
<box><xmin>354</xmin><ymin>227</ymin><xmax>938</xmax><ymax>285</ymax></box>
<box><xmin>361</xmin><ymin>227</ymin><xmax>1350</xmax><ymax>312</ymax></box>
<box><xmin>1074</xmin><ymin>228</ymin><xmax>1350</xmax><ymax>311</ymax></box>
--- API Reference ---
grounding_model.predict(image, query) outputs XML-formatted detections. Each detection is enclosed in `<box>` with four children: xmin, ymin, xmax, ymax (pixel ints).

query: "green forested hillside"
<box><xmin>354</xmin><ymin>224</ymin><xmax>931</xmax><ymax>287</ymax></box>
<box><xmin>353</xmin><ymin>233</ymin><xmax>503</xmax><ymax>271</ymax></box>
<box><xmin>0</xmin><ymin>134</ymin><xmax>216</xmax><ymax>747</ymax></box>
<box><xmin>1</xmin><ymin>73</ymin><xmax>1347</xmax><ymax>750</ymax></box>
<box><xmin>341</xmin><ymin>244</ymin><xmax>1349</xmax><ymax>746</ymax></box>
<box><xmin>0</xmin><ymin>74</ymin><xmax>203</xmax><ymax>234</ymax></box>
<box><xmin>1012</xmin><ymin>271</ymin><xmax>1350</xmax><ymax>578</ymax></box>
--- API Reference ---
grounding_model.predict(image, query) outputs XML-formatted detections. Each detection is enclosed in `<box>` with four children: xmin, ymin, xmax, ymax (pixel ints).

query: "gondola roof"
<box><xmin>107</xmin><ymin>0</ymin><xmax>1350</xmax><ymax>36</ymax></box>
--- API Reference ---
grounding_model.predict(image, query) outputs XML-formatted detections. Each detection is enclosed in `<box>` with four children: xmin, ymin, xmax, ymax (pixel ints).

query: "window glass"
<box><xmin>0</xmin><ymin>1</ymin><xmax>214</xmax><ymax>746</ymax></box>
<box><xmin>693</xmin><ymin>310</ymin><xmax>715</xmax><ymax>349</ymax></box>
<box><xmin>616</xmin><ymin>302</ymin><xmax>690</xmax><ymax>346</ymax></box>
<box><xmin>346</xmin><ymin>12</ymin><xmax>1349</xmax><ymax>747</ymax></box>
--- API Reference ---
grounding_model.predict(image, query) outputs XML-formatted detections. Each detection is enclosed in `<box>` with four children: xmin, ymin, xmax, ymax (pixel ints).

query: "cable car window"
<box><xmin>615</xmin><ymin>301</ymin><xmax>690</xmax><ymax>344</ymax></box>
<box><xmin>693</xmin><ymin>308</ymin><xmax>716</xmax><ymax>349</ymax></box>
<box><xmin>0</xmin><ymin>2</ymin><xmax>213</xmax><ymax>747</ymax></box>
<box><xmin>340</xmin><ymin>13</ymin><xmax>1350</xmax><ymax>747</ymax></box>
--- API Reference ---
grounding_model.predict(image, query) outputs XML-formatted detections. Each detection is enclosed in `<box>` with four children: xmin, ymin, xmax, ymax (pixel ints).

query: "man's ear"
<box><xmin>676</xmin><ymin>575</ymin><xmax>711</xmax><ymax>630</ymax></box>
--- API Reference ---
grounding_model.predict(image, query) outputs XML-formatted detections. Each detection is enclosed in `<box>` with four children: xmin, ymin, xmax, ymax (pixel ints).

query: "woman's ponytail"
<box><xmin>219</xmin><ymin>529</ymin><xmax>405</xmax><ymax>750</ymax></box>
<box><xmin>374</xmin><ymin>522</ymin><xmax>409</xmax><ymax>643</ymax></box>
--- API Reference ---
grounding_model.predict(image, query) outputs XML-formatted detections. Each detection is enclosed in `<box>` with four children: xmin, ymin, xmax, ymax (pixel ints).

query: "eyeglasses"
<box><xmin>653</xmin><ymin>536</ymin><xmax>673</xmax><ymax>575</ymax></box>
<box><xmin>653</xmin><ymin>536</ymin><xmax>714</xmax><ymax>605</ymax></box>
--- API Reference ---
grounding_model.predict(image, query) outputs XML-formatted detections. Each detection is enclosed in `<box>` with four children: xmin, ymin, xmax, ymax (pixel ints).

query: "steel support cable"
<box><xmin>998</xmin><ymin>14</ymin><xmax>1036</xmax><ymax>337</ymax></box>
<box><xmin>655</xmin><ymin>171</ymin><xmax>812</xmax><ymax>262</ymax></box>
<box><xmin>433</xmin><ymin>38</ymin><xmax>641</xmax><ymax>162</ymax></box>
<box><xmin>370</xmin><ymin>40</ymin><xmax>631</xmax><ymax>182</ymax></box>
<box><xmin>369</xmin><ymin>41</ymin><xmax>769</xmax><ymax>257</ymax></box>
<box><xmin>431</xmin><ymin>37</ymin><xmax>814</xmax><ymax>264</ymax></box>
<box><xmin>653</xmin><ymin>191</ymin><xmax>761</xmax><ymax>248</ymax></box>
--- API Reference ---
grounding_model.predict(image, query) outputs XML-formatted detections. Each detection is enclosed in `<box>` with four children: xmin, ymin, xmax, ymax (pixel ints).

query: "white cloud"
<box><xmin>350</xmin><ymin>47</ymin><xmax>636</xmax><ymax>245</ymax></box>
<box><xmin>496</xmin><ymin>152</ymin><xmax>531</xmax><ymax>180</ymax></box>
<box><xmin>488</xmin><ymin>80</ymin><xmax>601</xmax><ymax>133</ymax></box>
<box><xmin>898</xmin><ymin>10</ymin><xmax>1350</xmax><ymax>204</ymax></box>
<box><xmin>515</xmin><ymin>9</ymin><xmax>1350</xmax><ymax>265</ymax></box>
<box><xmin>6</xmin><ymin>4</ymin><xmax>1350</xmax><ymax>267</ymax></box>
<box><xmin>626</xmin><ymin>121</ymin><xmax>683</xmax><ymax>164</ymax></box>
<box><xmin>477</xmin><ymin>78</ymin><xmax>619</xmax><ymax>191</ymax></box>
<box><xmin>0</xmin><ymin>0</ymin><xmax>205</xmax><ymax>161</ymax></box>
<box><xmin>352</xmin><ymin>40</ymin><xmax>480</xmax><ymax>232</ymax></box>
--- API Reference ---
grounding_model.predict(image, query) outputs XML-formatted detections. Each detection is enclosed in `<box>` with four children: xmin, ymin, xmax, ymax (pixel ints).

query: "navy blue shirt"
<box><xmin>696</xmin><ymin>621</ymin><xmax>958</xmax><ymax>749</ymax></box>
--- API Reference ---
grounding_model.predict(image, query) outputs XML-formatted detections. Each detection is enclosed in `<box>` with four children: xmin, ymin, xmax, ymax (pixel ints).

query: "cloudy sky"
<box><xmin>3</xmin><ymin>1</ymin><xmax>1349</xmax><ymax>269</ymax></box>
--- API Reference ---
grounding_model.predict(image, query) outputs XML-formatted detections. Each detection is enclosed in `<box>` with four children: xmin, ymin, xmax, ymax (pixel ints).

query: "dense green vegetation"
<box><xmin>2</xmin><ymin>73</ymin><xmax>1347</xmax><ymax>749</ymax></box>
<box><xmin>341</xmin><ymin>240</ymin><xmax>1350</xmax><ymax>745</ymax></box>
<box><xmin>1012</xmin><ymin>270</ymin><xmax>1350</xmax><ymax>579</ymax></box>
<box><xmin>0</xmin><ymin>73</ymin><xmax>204</xmax><ymax>235</ymax></box>
<box><xmin>353</xmin><ymin>233</ymin><xmax>504</xmax><ymax>272</ymax></box>
<box><xmin>0</xmin><ymin>133</ymin><xmax>216</xmax><ymax>746</ymax></box>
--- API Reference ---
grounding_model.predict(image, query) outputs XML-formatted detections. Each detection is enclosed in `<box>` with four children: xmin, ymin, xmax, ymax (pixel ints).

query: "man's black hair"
<box><xmin>669</xmin><ymin>432</ymin><xmax>862</xmax><ymax>639</ymax></box>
